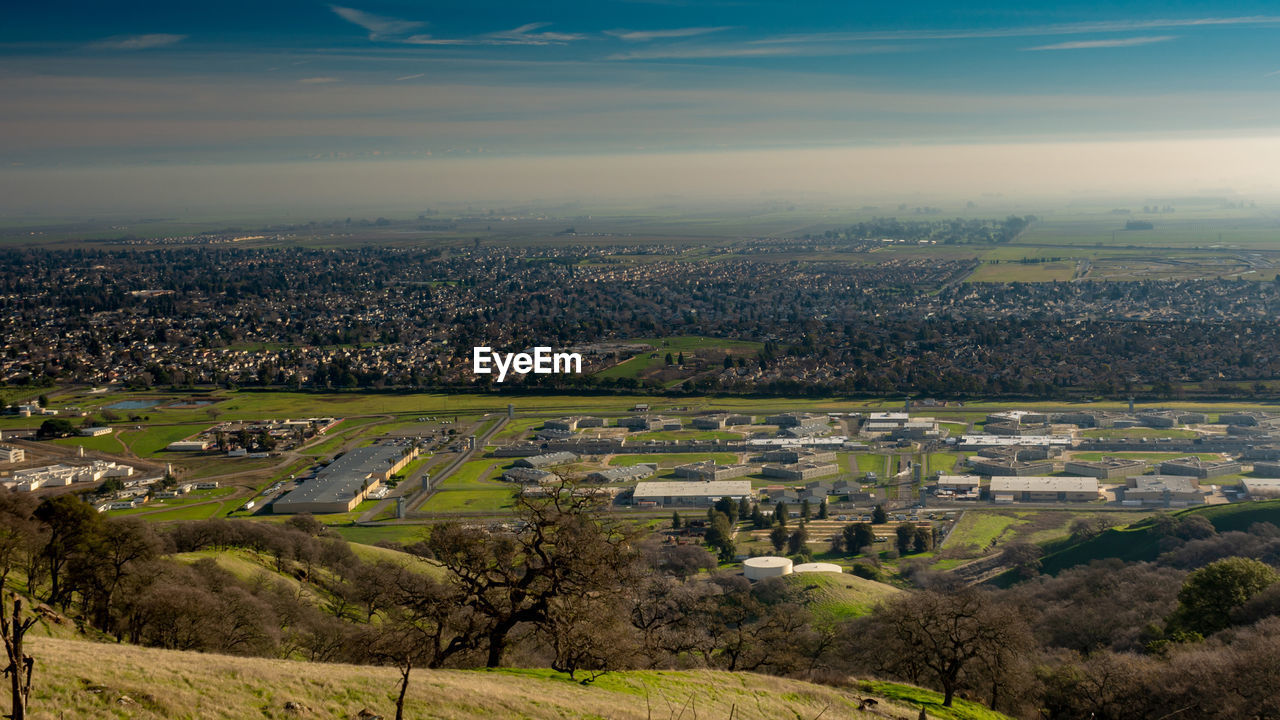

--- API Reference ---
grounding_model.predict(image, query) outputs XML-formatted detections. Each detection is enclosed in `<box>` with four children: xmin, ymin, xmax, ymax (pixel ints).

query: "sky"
<box><xmin>4</xmin><ymin>1</ymin><xmax>1280</xmax><ymax>214</ymax></box>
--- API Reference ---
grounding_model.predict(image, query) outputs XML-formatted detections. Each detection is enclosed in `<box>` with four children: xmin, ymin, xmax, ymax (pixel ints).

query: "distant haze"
<box><xmin>4</xmin><ymin>136</ymin><xmax>1280</xmax><ymax>217</ymax></box>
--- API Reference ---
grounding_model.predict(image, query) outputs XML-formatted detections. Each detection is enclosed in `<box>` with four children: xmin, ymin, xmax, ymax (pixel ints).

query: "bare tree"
<box><xmin>2</xmin><ymin>593</ymin><xmax>37</xmax><ymax>720</ymax></box>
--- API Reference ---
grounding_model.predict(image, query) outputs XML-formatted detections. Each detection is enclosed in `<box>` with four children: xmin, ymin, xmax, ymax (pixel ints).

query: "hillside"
<box><xmin>21</xmin><ymin>636</ymin><xmax>1011</xmax><ymax>720</ymax></box>
<box><xmin>784</xmin><ymin>571</ymin><xmax>901</xmax><ymax>620</ymax></box>
<box><xmin>1016</xmin><ymin>499</ymin><xmax>1280</xmax><ymax>580</ymax></box>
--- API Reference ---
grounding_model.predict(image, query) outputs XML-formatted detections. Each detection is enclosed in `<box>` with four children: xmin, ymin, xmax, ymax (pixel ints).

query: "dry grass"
<box><xmin>18</xmin><ymin>636</ymin><xmax>983</xmax><ymax>720</ymax></box>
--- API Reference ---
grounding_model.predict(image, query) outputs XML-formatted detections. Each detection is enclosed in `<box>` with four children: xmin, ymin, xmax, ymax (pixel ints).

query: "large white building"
<box><xmin>0</xmin><ymin>446</ymin><xmax>23</xmax><ymax>464</ymax></box>
<box><xmin>989</xmin><ymin>476</ymin><xmax>1100</xmax><ymax>503</ymax></box>
<box><xmin>632</xmin><ymin>480</ymin><xmax>752</xmax><ymax>507</ymax></box>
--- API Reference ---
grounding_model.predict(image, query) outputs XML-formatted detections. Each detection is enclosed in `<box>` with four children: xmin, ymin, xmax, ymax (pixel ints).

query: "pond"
<box><xmin>105</xmin><ymin>400</ymin><xmax>159</xmax><ymax>410</ymax></box>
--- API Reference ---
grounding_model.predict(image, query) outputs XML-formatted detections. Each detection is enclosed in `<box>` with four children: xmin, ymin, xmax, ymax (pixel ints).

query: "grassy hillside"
<box><xmin>21</xmin><ymin>636</ymin><xmax>1011</xmax><ymax>720</ymax></box>
<box><xmin>785</xmin><ymin>572</ymin><xmax>901</xmax><ymax>620</ymax></box>
<box><xmin>1027</xmin><ymin>500</ymin><xmax>1280</xmax><ymax>578</ymax></box>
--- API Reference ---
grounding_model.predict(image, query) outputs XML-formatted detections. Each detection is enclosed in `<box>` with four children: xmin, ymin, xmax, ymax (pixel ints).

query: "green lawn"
<box><xmin>1082</xmin><ymin>427</ymin><xmax>1200</xmax><ymax>439</ymax></box>
<box><xmin>440</xmin><ymin>459</ymin><xmax>509</xmax><ymax>489</ymax></box>
<box><xmin>50</xmin><ymin>433</ymin><xmax>128</xmax><ymax>454</ymax></box>
<box><xmin>420</xmin><ymin>489</ymin><xmax>515</xmax><ymax>513</ymax></box>
<box><xmin>117</xmin><ymin>424</ymin><xmax>206</xmax><ymax>456</ymax></box>
<box><xmin>329</xmin><ymin>524</ymin><xmax>430</xmax><ymax>546</ymax></box>
<box><xmin>592</xmin><ymin>336</ymin><xmax>763</xmax><ymax>381</ymax></box>
<box><xmin>944</xmin><ymin>511</ymin><xmax>1024</xmax><ymax>549</ymax></box>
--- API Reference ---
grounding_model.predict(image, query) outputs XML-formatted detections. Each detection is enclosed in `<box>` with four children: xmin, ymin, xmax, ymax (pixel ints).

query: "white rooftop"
<box><xmin>633</xmin><ymin>480</ymin><xmax>752</xmax><ymax>498</ymax></box>
<box><xmin>990</xmin><ymin>476</ymin><xmax>1099</xmax><ymax>493</ymax></box>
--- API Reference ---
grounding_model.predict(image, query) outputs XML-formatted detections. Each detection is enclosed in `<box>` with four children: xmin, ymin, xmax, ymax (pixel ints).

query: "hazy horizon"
<box><xmin>5</xmin><ymin>1</ymin><xmax>1280</xmax><ymax>216</ymax></box>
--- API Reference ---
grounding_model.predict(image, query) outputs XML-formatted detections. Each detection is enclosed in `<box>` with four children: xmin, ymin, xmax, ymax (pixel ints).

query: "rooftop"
<box><xmin>633</xmin><ymin>480</ymin><xmax>752</xmax><ymax>498</ymax></box>
<box><xmin>989</xmin><ymin>476</ymin><xmax>1099</xmax><ymax>493</ymax></box>
<box><xmin>275</xmin><ymin>443</ymin><xmax>410</xmax><ymax>508</ymax></box>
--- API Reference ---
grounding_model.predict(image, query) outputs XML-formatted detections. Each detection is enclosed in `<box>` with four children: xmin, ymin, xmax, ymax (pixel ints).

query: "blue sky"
<box><xmin>3</xmin><ymin>2</ymin><xmax>1280</xmax><ymax>212</ymax></box>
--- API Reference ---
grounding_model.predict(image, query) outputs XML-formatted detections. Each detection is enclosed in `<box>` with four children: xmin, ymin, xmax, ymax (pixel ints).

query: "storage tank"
<box><xmin>792</xmin><ymin>562</ymin><xmax>843</xmax><ymax>575</ymax></box>
<box><xmin>743</xmin><ymin>556</ymin><xmax>793</xmax><ymax>580</ymax></box>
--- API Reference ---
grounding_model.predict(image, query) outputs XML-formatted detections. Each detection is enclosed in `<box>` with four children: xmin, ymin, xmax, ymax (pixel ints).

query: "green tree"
<box><xmin>751</xmin><ymin>504</ymin><xmax>766</xmax><ymax>529</ymax></box>
<box><xmin>1171</xmin><ymin>557</ymin><xmax>1279</xmax><ymax>636</ymax></box>
<box><xmin>774</xmin><ymin>501</ymin><xmax>788</xmax><ymax>527</ymax></box>
<box><xmin>912</xmin><ymin>526</ymin><xmax>933</xmax><ymax>554</ymax></box>
<box><xmin>737</xmin><ymin>497</ymin><xmax>752</xmax><ymax>519</ymax></box>
<box><xmin>787</xmin><ymin>525</ymin><xmax>809</xmax><ymax>556</ymax></box>
<box><xmin>872</xmin><ymin>505</ymin><xmax>887</xmax><ymax>524</ymax></box>
<box><xmin>714</xmin><ymin>497</ymin><xmax>738</xmax><ymax>523</ymax></box>
<box><xmin>896</xmin><ymin>524</ymin><xmax>915</xmax><ymax>555</ymax></box>
<box><xmin>843</xmin><ymin>523</ymin><xmax>876</xmax><ymax>556</ymax></box>
<box><xmin>768</xmin><ymin>525</ymin><xmax>789</xmax><ymax>552</ymax></box>
<box><xmin>665</xmin><ymin>353</ymin><xmax>674</xmax><ymax>365</ymax></box>
<box><xmin>671</xmin><ymin>511</ymin><xmax>681</xmax><ymax>530</ymax></box>
<box><xmin>800</xmin><ymin>499</ymin><xmax>811</xmax><ymax>520</ymax></box>
<box><xmin>817</xmin><ymin>498</ymin><xmax>828</xmax><ymax>520</ymax></box>
<box><xmin>36</xmin><ymin>418</ymin><xmax>75</xmax><ymax>439</ymax></box>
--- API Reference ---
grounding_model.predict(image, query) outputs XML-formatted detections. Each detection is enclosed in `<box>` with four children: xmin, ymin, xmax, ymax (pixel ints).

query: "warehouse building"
<box><xmin>586</xmin><ymin>464</ymin><xmax>657</xmax><ymax>483</ymax></box>
<box><xmin>971</xmin><ymin>458</ymin><xmax>1055</xmax><ymax>477</ymax></box>
<box><xmin>514</xmin><ymin>451</ymin><xmax>579</xmax><ymax>469</ymax></box>
<box><xmin>1158</xmin><ymin>456</ymin><xmax>1242</xmax><ymax>479</ymax></box>
<box><xmin>759</xmin><ymin>449</ymin><xmax>836</xmax><ymax>464</ymax></box>
<box><xmin>501</xmin><ymin>467</ymin><xmax>556</xmax><ymax>484</ymax></box>
<box><xmin>691</xmin><ymin>414</ymin><xmax>729</xmax><ymax>430</ymax></box>
<box><xmin>1251</xmin><ymin>461</ymin><xmax>1280</xmax><ymax>478</ymax></box>
<box><xmin>1243</xmin><ymin>478</ymin><xmax>1280</xmax><ymax>499</ymax></box>
<box><xmin>673</xmin><ymin>461</ymin><xmax>754</xmax><ymax>481</ymax></box>
<box><xmin>760</xmin><ymin>462</ymin><xmax>838</xmax><ymax>481</ymax></box>
<box><xmin>989</xmin><ymin>476</ymin><xmax>1100</xmax><ymax>503</ymax></box>
<box><xmin>1063</xmin><ymin>457</ymin><xmax>1148</xmax><ymax>480</ymax></box>
<box><xmin>632</xmin><ymin>480</ymin><xmax>752</xmax><ymax>507</ymax></box>
<box><xmin>1119</xmin><ymin>476</ymin><xmax>1205</xmax><ymax>506</ymax></box>
<box><xmin>273</xmin><ymin>443</ymin><xmax>417</xmax><ymax>514</ymax></box>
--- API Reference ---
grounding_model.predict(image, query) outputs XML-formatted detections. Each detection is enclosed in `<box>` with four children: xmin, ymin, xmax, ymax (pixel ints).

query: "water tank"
<box><xmin>743</xmin><ymin>556</ymin><xmax>793</xmax><ymax>580</ymax></box>
<box><xmin>792</xmin><ymin>562</ymin><xmax>843</xmax><ymax>575</ymax></box>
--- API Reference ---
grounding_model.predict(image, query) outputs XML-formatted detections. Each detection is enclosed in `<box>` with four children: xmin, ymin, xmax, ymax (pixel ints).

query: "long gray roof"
<box><xmin>275</xmin><ymin>443</ymin><xmax>408</xmax><ymax>508</ymax></box>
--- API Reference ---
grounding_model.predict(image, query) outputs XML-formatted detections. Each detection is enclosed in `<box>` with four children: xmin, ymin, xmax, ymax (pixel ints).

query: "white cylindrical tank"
<box><xmin>792</xmin><ymin>562</ymin><xmax>843</xmax><ymax>575</ymax></box>
<box><xmin>743</xmin><ymin>556</ymin><xmax>794</xmax><ymax>580</ymax></box>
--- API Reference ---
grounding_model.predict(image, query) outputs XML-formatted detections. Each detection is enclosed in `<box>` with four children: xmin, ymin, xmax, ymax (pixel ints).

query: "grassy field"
<box><xmin>329</xmin><ymin>524</ymin><xmax>430</xmax><ymax>545</ymax></box>
<box><xmin>20</xmin><ymin>635</ymin><xmax>1011</xmax><ymax>720</ymax></box>
<box><xmin>1081</xmin><ymin>427</ymin><xmax>1200</xmax><ymax>439</ymax></box>
<box><xmin>785</xmin><ymin>571</ymin><xmax>899</xmax><ymax>620</ymax></box>
<box><xmin>117</xmin><ymin>424</ymin><xmax>205</xmax><ymax>457</ymax></box>
<box><xmin>966</xmin><ymin>260</ymin><xmax>1077</xmax><ymax>282</ymax></box>
<box><xmin>49</xmin><ymin>433</ymin><xmax>128</xmax><ymax>454</ymax></box>
<box><xmin>592</xmin><ymin>335</ymin><xmax>764</xmax><ymax>381</ymax></box>
<box><xmin>419</xmin><ymin>489</ymin><xmax>516</xmax><ymax>513</ymax></box>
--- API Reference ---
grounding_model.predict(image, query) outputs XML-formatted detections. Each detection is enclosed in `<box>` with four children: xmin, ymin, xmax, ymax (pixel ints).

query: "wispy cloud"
<box><xmin>90</xmin><ymin>33</ymin><xmax>186</xmax><ymax>50</ymax></box>
<box><xmin>404</xmin><ymin>23</ymin><xmax>584</xmax><ymax>46</ymax></box>
<box><xmin>609</xmin><ymin>42</ymin><xmax>908</xmax><ymax>61</ymax></box>
<box><xmin>752</xmin><ymin>15</ymin><xmax>1280</xmax><ymax>45</ymax></box>
<box><xmin>1026</xmin><ymin>36</ymin><xmax>1177</xmax><ymax>51</ymax></box>
<box><xmin>299</xmin><ymin>77</ymin><xmax>341</xmax><ymax>84</ymax></box>
<box><xmin>396</xmin><ymin>73</ymin><xmax>426</xmax><ymax>81</ymax></box>
<box><xmin>329</xmin><ymin>5</ymin><xmax>424</xmax><ymax>40</ymax></box>
<box><xmin>606</xmin><ymin>26</ymin><xmax>734</xmax><ymax>42</ymax></box>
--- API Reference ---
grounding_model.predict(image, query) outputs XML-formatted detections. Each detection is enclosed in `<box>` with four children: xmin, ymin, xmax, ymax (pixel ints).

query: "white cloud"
<box><xmin>90</xmin><ymin>34</ymin><xmax>186</xmax><ymax>50</ymax></box>
<box><xmin>752</xmin><ymin>15</ymin><xmax>1280</xmax><ymax>45</ymax></box>
<box><xmin>606</xmin><ymin>26</ymin><xmax>734</xmax><ymax>42</ymax></box>
<box><xmin>396</xmin><ymin>73</ymin><xmax>426</xmax><ymax>81</ymax></box>
<box><xmin>609</xmin><ymin>42</ymin><xmax>907</xmax><ymax>60</ymax></box>
<box><xmin>1025</xmin><ymin>36</ymin><xmax>1177</xmax><ymax>51</ymax></box>
<box><xmin>404</xmin><ymin>23</ymin><xmax>584</xmax><ymax>46</ymax></box>
<box><xmin>329</xmin><ymin>5</ymin><xmax>425</xmax><ymax>40</ymax></box>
